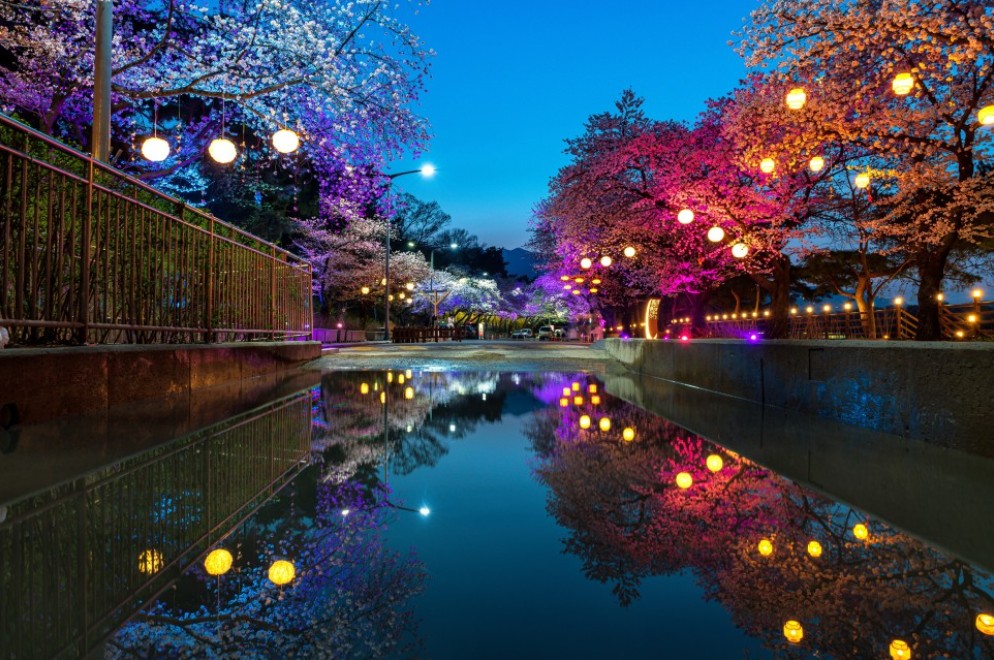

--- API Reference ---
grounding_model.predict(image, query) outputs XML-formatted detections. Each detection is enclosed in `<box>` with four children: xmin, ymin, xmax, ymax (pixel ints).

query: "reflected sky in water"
<box><xmin>5</xmin><ymin>371</ymin><xmax>991</xmax><ymax>658</ymax></box>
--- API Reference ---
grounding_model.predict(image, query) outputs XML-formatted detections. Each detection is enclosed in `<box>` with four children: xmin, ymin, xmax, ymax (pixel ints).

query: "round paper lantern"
<box><xmin>598</xmin><ymin>417</ymin><xmax>611</xmax><ymax>432</ymax></box>
<box><xmin>889</xmin><ymin>639</ymin><xmax>912</xmax><ymax>659</ymax></box>
<box><xmin>622</xmin><ymin>427</ymin><xmax>635</xmax><ymax>442</ymax></box>
<box><xmin>600</xmin><ymin>255</ymin><xmax>612</xmax><ymax>267</ymax></box>
<box><xmin>892</xmin><ymin>72</ymin><xmax>914</xmax><ymax>96</ymax></box>
<box><xmin>731</xmin><ymin>243</ymin><xmax>749</xmax><ymax>259</ymax></box>
<box><xmin>360</xmin><ymin>382</ymin><xmax>369</xmax><ymax>395</ymax></box>
<box><xmin>757</xmin><ymin>539</ymin><xmax>773</xmax><ymax>556</ymax></box>
<box><xmin>141</xmin><ymin>136</ymin><xmax>170</xmax><ymax>162</ymax></box>
<box><xmin>807</xmin><ymin>540</ymin><xmax>823</xmax><ymax>558</ymax></box>
<box><xmin>268</xmin><ymin>559</ymin><xmax>296</xmax><ymax>586</ymax></box>
<box><xmin>809</xmin><ymin>156</ymin><xmax>825</xmax><ymax>173</ymax></box>
<box><xmin>853</xmin><ymin>523</ymin><xmax>869</xmax><ymax>540</ymax></box>
<box><xmin>580</xmin><ymin>257</ymin><xmax>593</xmax><ymax>269</ymax></box>
<box><xmin>978</xmin><ymin>105</ymin><xmax>994</xmax><ymax>126</ymax></box>
<box><xmin>783</xmin><ymin>620</ymin><xmax>803</xmax><ymax>644</ymax></box>
<box><xmin>579</xmin><ymin>415</ymin><xmax>591</xmax><ymax>430</ymax></box>
<box><xmin>976</xmin><ymin>613</ymin><xmax>994</xmax><ymax>635</ymax></box>
<box><xmin>208</xmin><ymin>137</ymin><xmax>237</xmax><ymax>164</ymax></box>
<box><xmin>404</xmin><ymin>386</ymin><xmax>414</xmax><ymax>400</ymax></box>
<box><xmin>675</xmin><ymin>472</ymin><xmax>693</xmax><ymax>489</ymax></box>
<box><xmin>707</xmin><ymin>226</ymin><xmax>725</xmax><ymax>243</ymax></box>
<box><xmin>677</xmin><ymin>209</ymin><xmax>695</xmax><ymax>224</ymax></box>
<box><xmin>272</xmin><ymin>128</ymin><xmax>300</xmax><ymax>154</ymax></box>
<box><xmin>855</xmin><ymin>172</ymin><xmax>871</xmax><ymax>189</ymax></box>
<box><xmin>204</xmin><ymin>548</ymin><xmax>233</xmax><ymax>576</ymax></box>
<box><xmin>623</xmin><ymin>246</ymin><xmax>636</xmax><ymax>258</ymax></box>
<box><xmin>760</xmin><ymin>158</ymin><xmax>776</xmax><ymax>174</ymax></box>
<box><xmin>785</xmin><ymin>87</ymin><xmax>807</xmax><ymax>110</ymax></box>
<box><xmin>560</xmin><ymin>398</ymin><xmax>569</xmax><ymax>408</ymax></box>
<box><xmin>706</xmin><ymin>454</ymin><xmax>724</xmax><ymax>472</ymax></box>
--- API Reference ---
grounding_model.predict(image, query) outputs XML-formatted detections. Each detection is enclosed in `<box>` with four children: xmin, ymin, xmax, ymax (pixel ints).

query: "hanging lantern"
<box><xmin>622</xmin><ymin>427</ymin><xmax>636</xmax><ymax>442</ymax></box>
<box><xmin>571</xmin><ymin>382</ymin><xmax>580</xmax><ymax>392</ymax></box>
<box><xmin>360</xmin><ymin>286</ymin><xmax>370</xmax><ymax>295</ymax></box>
<box><xmin>137</xmin><ymin>549</ymin><xmax>164</xmax><ymax>574</ymax></box>
<box><xmin>268</xmin><ymin>559</ymin><xmax>296</xmax><ymax>586</ymax></box>
<box><xmin>204</xmin><ymin>548</ymin><xmax>233</xmax><ymax>576</ymax></box>
<box><xmin>855</xmin><ymin>172</ymin><xmax>871</xmax><ymax>189</ymax></box>
<box><xmin>892</xmin><ymin>72</ymin><xmax>914</xmax><ymax>96</ymax></box>
<box><xmin>889</xmin><ymin>639</ymin><xmax>912</xmax><ymax>659</ymax></box>
<box><xmin>579</xmin><ymin>414</ymin><xmax>591</xmax><ymax>430</ymax></box>
<box><xmin>380</xmin><ymin>391</ymin><xmax>386</xmax><ymax>404</ymax></box>
<box><xmin>978</xmin><ymin>105</ymin><xmax>994</xmax><ymax>126</ymax></box>
<box><xmin>588</xmin><ymin>384</ymin><xmax>598</xmax><ymax>394</ymax></box>
<box><xmin>208</xmin><ymin>137</ymin><xmax>237</xmax><ymax>164</ymax></box>
<box><xmin>976</xmin><ymin>613</ymin><xmax>994</xmax><ymax>635</ymax></box>
<box><xmin>706</xmin><ymin>454</ymin><xmax>723</xmax><ymax>472</ymax></box>
<box><xmin>731</xmin><ymin>243</ymin><xmax>749</xmax><ymax>259</ymax></box>
<box><xmin>785</xmin><ymin>87</ymin><xmax>807</xmax><ymax>110</ymax></box>
<box><xmin>807</xmin><ymin>540</ymin><xmax>823</xmax><ymax>557</ymax></box>
<box><xmin>783</xmin><ymin>620</ymin><xmax>804</xmax><ymax>644</ymax></box>
<box><xmin>623</xmin><ymin>246</ymin><xmax>636</xmax><ymax>258</ymax></box>
<box><xmin>853</xmin><ymin>523</ymin><xmax>869</xmax><ymax>540</ymax></box>
<box><xmin>757</xmin><ymin>539</ymin><xmax>774</xmax><ymax>556</ymax></box>
<box><xmin>598</xmin><ymin>417</ymin><xmax>611</xmax><ymax>432</ymax></box>
<box><xmin>360</xmin><ymin>382</ymin><xmax>369</xmax><ymax>395</ymax></box>
<box><xmin>760</xmin><ymin>158</ymin><xmax>776</xmax><ymax>174</ymax></box>
<box><xmin>589</xmin><ymin>288</ymin><xmax>599</xmax><ymax>294</ymax></box>
<box><xmin>580</xmin><ymin>257</ymin><xmax>593</xmax><ymax>269</ymax></box>
<box><xmin>590</xmin><ymin>395</ymin><xmax>601</xmax><ymax>405</ymax></box>
<box><xmin>707</xmin><ymin>226</ymin><xmax>725</xmax><ymax>243</ymax></box>
<box><xmin>809</xmin><ymin>156</ymin><xmax>825</xmax><ymax>173</ymax></box>
<box><xmin>573</xmin><ymin>395</ymin><xmax>583</xmax><ymax>405</ymax></box>
<box><xmin>572</xmin><ymin>289</ymin><xmax>581</xmax><ymax>296</ymax></box>
<box><xmin>559</xmin><ymin>398</ymin><xmax>569</xmax><ymax>408</ymax></box>
<box><xmin>560</xmin><ymin>275</ymin><xmax>570</xmax><ymax>281</ymax></box>
<box><xmin>141</xmin><ymin>136</ymin><xmax>170</xmax><ymax>162</ymax></box>
<box><xmin>677</xmin><ymin>209</ymin><xmax>695</xmax><ymax>224</ymax></box>
<box><xmin>600</xmin><ymin>255</ymin><xmax>613</xmax><ymax>267</ymax></box>
<box><xmin>675</xmin><ymin>472</ymin><xmax>693</xmax><ymax>489</ymax></box>
<box><xmin>272</xmin><ymin>128</ymin><xmax>300</xmax><ymax>154</ymax></box>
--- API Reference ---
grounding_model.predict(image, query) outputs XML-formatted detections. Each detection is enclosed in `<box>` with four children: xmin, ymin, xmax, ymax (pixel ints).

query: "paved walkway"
<box><xmin>310</xmin><ymin>340</ymin><xmax>613</xmax><ymax>373</ymax></box>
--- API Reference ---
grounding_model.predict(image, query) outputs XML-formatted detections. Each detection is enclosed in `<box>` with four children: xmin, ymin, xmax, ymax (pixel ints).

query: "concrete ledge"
<box><xmin>0</xmin><ymin>341</ymin><xmax>320</xmax><ymax>425</ymax></box>
<box><xmin>601</xmin><ymin>338</ymin><xmax>994</xmax><ymax>453</ymax></box>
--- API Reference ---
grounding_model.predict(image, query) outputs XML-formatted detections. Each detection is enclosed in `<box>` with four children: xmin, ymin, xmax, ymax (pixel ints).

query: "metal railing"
<box><xmin>0</xmin><ymin>114</ymin><xmax>312</xmax><ymax>345</ymax></box>
<box><xmin>0</xmin><ymin>389</ymin><xmax>313</xmax><ymax>659</ymax></box>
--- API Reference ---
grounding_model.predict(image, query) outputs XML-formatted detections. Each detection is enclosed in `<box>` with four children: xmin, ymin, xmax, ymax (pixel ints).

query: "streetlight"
<box><xmin>382</xmin><ymin>164</ymin><xmax>436</xmax><ymax>340</ymax></box>
<box><xmin>407</xmin><ymin>239</ymin><xmax>458</xmax><ymax>327</ymax></box>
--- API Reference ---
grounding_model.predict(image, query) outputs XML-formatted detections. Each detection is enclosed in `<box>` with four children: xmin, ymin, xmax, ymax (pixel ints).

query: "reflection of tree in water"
<box><xmin>109</xmin><ymin>476</ymin><xmax>426</xmax><ymax>658</ymax></box>
<box><xmin>532</xmin><ymin>395</ymin><xmax>994</xmax><ymax>658</ymax></box>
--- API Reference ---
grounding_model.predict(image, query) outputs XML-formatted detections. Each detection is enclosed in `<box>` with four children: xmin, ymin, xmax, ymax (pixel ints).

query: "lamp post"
<box><xmin>383</xmin><ymin>164</ymin><xmax>436</xmax><ymax>340</ymax></box>
<box><xmin>407</xmin><ymin>240</ymin><xmax>458</xmax><ymax>326</ymax></box>
<box><xmin>93</xmin><ymin>0</ymin><xmax>114</xmax><ymax>161</ymax></box>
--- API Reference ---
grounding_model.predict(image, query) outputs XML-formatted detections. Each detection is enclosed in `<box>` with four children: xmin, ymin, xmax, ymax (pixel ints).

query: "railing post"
<box><xmin>205</xmin><ymin>216</ymin><xmax>214</xmax><ymax>343</ymax></box>
<box><xmin>77</xmin><ymin>160</ymin><xmax>93</xmax><ymax>345</ymax></box>
<box><xmin>270</xmin><ymin>245</ymin><xmax>277</xmax><ymax>340</ymax></box>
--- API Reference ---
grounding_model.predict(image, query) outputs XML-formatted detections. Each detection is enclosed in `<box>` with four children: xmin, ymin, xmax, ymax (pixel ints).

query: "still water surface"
<box><xmin>3</xmin><ymin>370</ymin><xmax>993</xmax><ymax>658</ymax></box>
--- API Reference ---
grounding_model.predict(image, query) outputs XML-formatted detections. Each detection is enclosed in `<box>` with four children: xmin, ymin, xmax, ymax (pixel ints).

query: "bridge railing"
<box><xmin>0</xmin><ymin>114</ymin><xmax>312</xmax><ymax>345</ymax></box>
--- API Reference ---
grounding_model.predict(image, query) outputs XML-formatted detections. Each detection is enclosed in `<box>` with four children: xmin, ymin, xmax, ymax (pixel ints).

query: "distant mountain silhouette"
<box><xmin>502</xmin><ymin>247</ymin><xmax>538</xmax><ymax>281</ymax></box>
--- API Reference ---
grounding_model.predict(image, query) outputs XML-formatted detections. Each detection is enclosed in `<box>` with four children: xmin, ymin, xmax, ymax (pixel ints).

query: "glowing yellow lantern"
<box><xmin>579</xmin><ymin>415</ymin><xmax>592</xmax><ymax>430</ymax></box>
<box><xmin>573</xmin><ymin>395</ymin><xmax>584</xmax><ymax>405</ymax></box>
<box><xmin>361</xmin><ymin>286</ymin><xmax>370</xmax><ymax>295</ymax></box>
<box><xmin>560</xmin><ymin>275</ymin><xmax>570</xmax><ymax>281</ymax></box>
<box><xmin>783</xmin><ymin>620</ymin><xmax>804</xmax><ymax>644</ymax></box>
<box><xmin>807</xmin><ymin>540</ymin><xmax>823</xmax><ymax>558</ymax></box>
<box><xmin>204</xmin><ymin>548</ymin><xmax>233</xmax><ymax>576</ymax></box>
<box><xmin>757</xmin><ymin>539</ymin><xmax>774</xmax><ymax>556</ymax></box>
<box><xmin>599</xmin><ymin>417</ymin><xmax>611</xmax><ymax>432</ymax></box>
<box><xmin>404</xmin><ymin>386</ymin><xmax>414</xmax><ymax>400</ymax></box>
<box><xmin>675</xmin><ymin>472</ymin><xmax>693</xmax><ymax>489</ymax></box>
<box><xmin>571</xmin><ymin>382</ymin><xmax>580</xmax><ymax>392</ymax></box>
<box><xmin>892</xmin><ymin>72</ymin><xmax>914</xmax><ymax>96</ymax></box>
<box><xmin>360</xmin><ymin>383</ymin><xmax>369</xmax><ymax>395</ymax></box>
<box><xmin>785</xmin><ymin>87</ymin><xmax>807</xmax><ymax>110</ymax></box>
<box><xmin>141</xmin><ymin>136</ymin><xmax>170</xmax><ymax>162</ymax></box>
<box><xmin>706</xmin><ymin>454</ymin><xmax>723</xmax><ymax>472</ymax></box>
<box><xmin>208</xmin><ymin>137</ymin><xmax>237</xmax><ymax>164</ymax></box>
<box><xmin>588</xmin><ymin>384</ymin><xmax>598</xmax><ymax>394</ymax></box>
<box><xmin>622</xmin><ymin>427</ymin><xmax>636</xmax><ymax>442</ymax></box>
<box><xmin>559</xmin><ymin>398</ymin><xmax>569</xmax><ymax>408</ymax></box>
<box><xmin>600</xmin><ymin>255</ymin><xmax>613</xmax><ymax>267</ymax></box>
<box><xmin>976</xmin><ymin>613</ymin><xmax>994</xmax><ymax>635</ymax></box>
<box><xmin>580</xmin><ymin>257</ymin><xmax>593</xmax><ymax>269</ymax></box>
<box><xmin>760</xmin><ymin>157</ymin><xmax>776</xmax><ymax>174</ymax></box>
<box><xmin>623</xmin><ymin>246</ymin><xmax>636</xmax><ymax>258</ymax></box>
<box><xmin>855</xmin><ymin>172</ymin><xmax>871</xmax><ymax>189</ymax></box>
<box><xmin>977</xmin><ymin>105</ymin><xmax>994</xmax><ymax>126</ymax></box>
<box><xmin>268</xmin><ymin>559</ymin><xmax>296</xmax><ymax>586</ymax></box>
<box><xmin>137</xmin><ymin>549</ymin><xmax>164</xmax><ymax>574</ymax></box>
<box><xmin>562</xmin><ymin>387</ymin><xmax>571</xmax><ymax>397</ymax></box>
<box><xmin>809</xmin><ymin>156</ymin><xmax>825</xmax><ymax>173</ymax></box>
<box><xmin>591</xmin><ymin>395</ymin><xmax>601</xmax><ymax>405</ymax></box>
<box><xmin>731</xmin><ymin>243</ymin><xmax>749</xmax><ymax>259</ymax></box>
<box><xmin>272</xmin><ymin>128</ymin><xmax>300</xmax><ymax>154</ymax></box>
<box><xmin>707</xmin><ymin>226</ymin><xmax>725</xmax><ymax>243</ymax></box>
<box><xmin>853</xmin><ymin>523</ymin><xmax>869</xmax><ymax>540</ymax></box>
<box><xmin>677</xmin><ymin>209</ymin><xmax>695</xmax><ymax>225</ymax></box>
<box><xmin>398</xmin><ymin>374</ymin><xmax>405</xmax><ymax>384</ymax></box>
<box><xmin>889</xmin><ymin>639</ymin><xmax>912</xmax><ymax>659</ymax></box>
<box><xmin>387</xmin><ymin>372</ymin><xmax>394</xmax><ymax>383</ymax></box>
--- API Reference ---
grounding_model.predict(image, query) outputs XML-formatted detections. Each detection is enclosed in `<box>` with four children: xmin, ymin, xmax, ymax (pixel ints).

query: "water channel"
<box><xmin>2</xmin><ymin>368</ymin><xmax>993</xmax><ymax>658</ymax></box>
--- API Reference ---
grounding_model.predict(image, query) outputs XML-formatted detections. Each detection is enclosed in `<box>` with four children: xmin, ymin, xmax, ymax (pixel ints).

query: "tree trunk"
<box><xmin>915</xmin><ymin>244</ymin><xmax>953</xmax><ymax>341</ymax></box>
<box><xmin>760</xmin><ymin>259</ymin><xmax>792</xmax><ymax>339</ymax></box>
<box><xmin>855</xmin><ymin>278</ymin><xmax>875</xmax><ymax>339</ymax></box>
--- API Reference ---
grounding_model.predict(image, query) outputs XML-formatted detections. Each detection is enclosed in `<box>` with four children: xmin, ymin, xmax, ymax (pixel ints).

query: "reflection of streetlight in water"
<box><xmin>381</xmin><ymin>381</ymin><xmax>431</xmax><ymax>517</ymax></box>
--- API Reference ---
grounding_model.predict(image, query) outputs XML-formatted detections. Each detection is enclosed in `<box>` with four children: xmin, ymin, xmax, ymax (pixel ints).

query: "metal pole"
<box><xmin>92</xmin><ymin>0</ymin><xmax>113</xmax><ymax>161</ymax></box>
<box><xmin>384</xmin><ymin>225</ymin><xmax>390</xmax><ymax>341</ymax></box>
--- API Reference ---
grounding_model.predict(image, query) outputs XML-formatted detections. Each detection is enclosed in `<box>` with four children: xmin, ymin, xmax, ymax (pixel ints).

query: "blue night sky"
<box><xmin>388</xmin><ymin>0</ymin><xmax>759</xmax><ymax>250</ymax></box>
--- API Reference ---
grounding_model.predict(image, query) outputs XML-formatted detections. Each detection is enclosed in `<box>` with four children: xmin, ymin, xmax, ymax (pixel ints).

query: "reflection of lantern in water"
<box><xmin>204</xmin><ymin>548</ymin><xmax>233</xmax><ymax>576</ymax></box>
<box><xmin>853</xmin><ymin>523</ymin><xmax>869</xmax><ymax>540</ymax></box>
<box><xmin>675</xmin><ymin>472</ymin><xmax>693</xmax><ymax>489</ymax></box>
<box><xmin>137</xmin><ymin>549</ymin><xmax>164</xmax><ymax>574</ymax></box>
<box><xmin>889</xmin><ymin>639</ymin><xmax>911</xmax><ymax>659</ymax></box>
<box><xmin>579</xmin><ymin>415</ymin><xmax>591</xmax><ymax>430</ymax></box>
<box><xmin>706</xmin><ymin>454</ymin><xmax>723</xmax><ymax>472</ymax></box>
<box><xmin>573</xmin><ymin>396</ymin><xmax>583</xmax><ymax>406</ymax></box>
<box><xmin>380</xmin><ymin>392</ymin><xmax>386</xmax><ymax>405</ymax></box>
<box><xmin>598</xmin><ymin>417</ymin><xmax>611</xmax><ymax>432</ymax></box>
<box><xmin>757</xmin><ymin>539</ymin><xmax>773</xmax><ymax>556</ymax></box>
<box><xmin>404</xmin><ymin>386</ymin><xmax>414</xmax><ymax>400</ymax></box>
<box><xmin>588</xmin><ymin>384</ymin><xmax>598</xmax><ymax>394</ymax></box>
<box><xmin>268</xmin><ymin>560</ymin><xmax>296</xmax><ymax>586</ymax></box>
<box><xmin>783</xmin><ymin>620</ymin><xmax>803</xmax><ymax>644</ymax></box>
<box><xmin>398</xmin><ymin>374</ymin><xmax>405</xmax><ymax>385</ymax></box>
<box><xmin>976</xmin><ymin>613</ymin><xmax>994</xmax><ymax>635</ymax></box>
<box><xmin>807</xmin><ymin>540</ymin><xmax>823</xmax><ymax>558</ymax></box>
<box><xmin>622</xmin><ymin>427</ymin><xmax>635</xmax><ymax>442</ymax></box>
<box><xmin>405</xmin><ymin>370</ymin><xmax>413</xmax><ymax>379</ymax></box>
<box><xmin>571</xmin><ymin>382</ymin><xmax>580</xmax><ymax>392</ymax></box>
<box><xmin>387</xmin><ymin>372</ymin><xmax>394</xmax><ymax>383</ymax></box>
<box><xmin>591</xmin><ymin>395</ymin><xmax>601</xmax><ymax>405</ymax></box>
<box><xmin>562</xmin><ymin>387</ymin><xmax>571</xmax><ymax>397</ymax></box>
<box><xmin>560</xmin><ymin>398</ymin><xmax>569</xmax><ymax>408</ymax></box>
<box><xmin>360</xmin><ymin>383</ymin><xmax>369</xmax><ymax>395</ymax></box>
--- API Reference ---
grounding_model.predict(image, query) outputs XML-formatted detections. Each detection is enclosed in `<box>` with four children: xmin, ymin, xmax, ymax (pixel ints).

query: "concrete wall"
<box><xmin>601</xmin><ymin>338</ymin><xmax>994</xmax><ymax>454</ymax></box>
<box><xmin>0</xmin><ymin>341</ymin><xmax>320</xmax><ymax>425</ymax></box>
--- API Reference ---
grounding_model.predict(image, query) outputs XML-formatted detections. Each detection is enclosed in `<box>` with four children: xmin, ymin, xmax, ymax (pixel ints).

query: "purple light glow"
<box><xmin>680</xmin><ymin>335</ymin><xmax>689</xmax><ymax>342</ymax></box>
